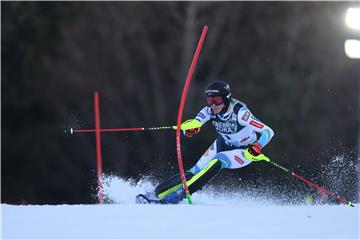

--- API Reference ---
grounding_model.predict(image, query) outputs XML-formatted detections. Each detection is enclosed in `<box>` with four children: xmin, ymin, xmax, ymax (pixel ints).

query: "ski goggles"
<box><xmin>206</xmin><ymin>96</ymin><xmax>224</xmax><ymax>106</ymax></box>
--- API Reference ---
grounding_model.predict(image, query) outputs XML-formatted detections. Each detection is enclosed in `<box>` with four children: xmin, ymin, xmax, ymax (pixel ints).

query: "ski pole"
<box><xmin>66</xmin><ymin>120</ymin><xmax>203</xmax><ymax>135</ymax></box>
<box><xmin>66</xmin><ymin>126</ymin><xmax>177</xmax><ymax>134</ymax></box>
<box><xmin>244</xmin><ymin>150</ymin><xmax>355</xmax><ymax>207</ymax></box>
<box><xmin>269</xmin><ymin>161</ymin><xmax>354</xmax><ymax>207</ymax></box>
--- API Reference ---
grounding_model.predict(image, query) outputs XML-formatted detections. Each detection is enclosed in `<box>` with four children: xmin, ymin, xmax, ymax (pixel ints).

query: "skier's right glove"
<box><xmin>180</xmin><ymin>119</ymin><xmax>202</xmax><ymax>137</ymax></box>
<box><xmin>183</xmin><ymin>128</ymin><xmax>201</xmax><ymax>137</ymax></box>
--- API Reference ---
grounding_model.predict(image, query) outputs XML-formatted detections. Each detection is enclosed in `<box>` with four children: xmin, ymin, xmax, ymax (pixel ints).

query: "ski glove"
<box><xmin>183</xmin><ymin>128</ymin><xmax>201</xmax><ymax>137</ymax></box>
<box><xmin>248</xmin><ymin>142</ymin><xmax>262</xmax><ymax>156</ymax></box>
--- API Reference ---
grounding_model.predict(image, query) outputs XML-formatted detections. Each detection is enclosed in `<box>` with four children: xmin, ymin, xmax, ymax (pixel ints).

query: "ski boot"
<box><xmin>136</xmin><ymin>192</ymin><xmax>162</xmax><ymax>204</ymax></box>
<box><xmin>161</xmin><ymin>187</ymin><xmax>186</xmax><ymax>204</ymax></box>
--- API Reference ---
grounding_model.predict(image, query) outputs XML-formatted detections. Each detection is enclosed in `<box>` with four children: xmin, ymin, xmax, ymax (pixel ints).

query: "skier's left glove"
<box><xmin>183</xmin><ymin>128</ymin><xmax>201</xmax><ymax>137</ymax></box>
<box><xmin>248</xmin><ymin>142</ymin><xmax>262</xmax><ymax>156</ymax></box>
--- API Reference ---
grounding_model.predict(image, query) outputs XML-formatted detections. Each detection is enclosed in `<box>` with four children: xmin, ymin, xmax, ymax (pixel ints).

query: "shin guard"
<box><xmin>156</xmin><ymin>159</ymin><xmax>223</xmax><ymax>200</ymax></box>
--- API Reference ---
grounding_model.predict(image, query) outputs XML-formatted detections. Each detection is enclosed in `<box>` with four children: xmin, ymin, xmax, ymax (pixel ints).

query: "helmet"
<box><xmin>205</xmin><ymin>81</ymin><xmax>232</xmax><ymax>104</ymax></box>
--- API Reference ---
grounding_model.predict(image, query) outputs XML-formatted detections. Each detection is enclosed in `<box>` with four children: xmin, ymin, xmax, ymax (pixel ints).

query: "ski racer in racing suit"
<box><xmin>152</xmin><ymin>81</ymin><xmax>274</xmax><ymax>204</ymax></box>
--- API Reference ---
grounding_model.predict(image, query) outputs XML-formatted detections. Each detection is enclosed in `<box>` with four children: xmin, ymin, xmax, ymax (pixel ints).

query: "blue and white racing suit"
<box><xmin>190</xmin><ymin>98</ymin><xmax>274</xmax><ymax>174</ymax></box>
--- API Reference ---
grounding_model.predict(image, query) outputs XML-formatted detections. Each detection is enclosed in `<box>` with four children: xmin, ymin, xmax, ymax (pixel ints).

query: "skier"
<box><xmin>136</xmin><ymin>80</ymin><xmax>274</xmax><ymax>204</ymax></box>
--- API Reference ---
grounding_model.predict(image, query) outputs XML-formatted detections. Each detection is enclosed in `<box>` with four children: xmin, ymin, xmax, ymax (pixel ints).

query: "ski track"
<box><xmin>2</xmin><ymin>176</ymin><xmax>359</xmax><ymax>239</ymax></box>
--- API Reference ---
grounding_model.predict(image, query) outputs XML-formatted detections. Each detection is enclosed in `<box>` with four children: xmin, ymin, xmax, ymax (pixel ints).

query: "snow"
<box><xmin>2</xmin><ymin>177</ymin><xmax>359</xmax><ymax>239</ymax></box>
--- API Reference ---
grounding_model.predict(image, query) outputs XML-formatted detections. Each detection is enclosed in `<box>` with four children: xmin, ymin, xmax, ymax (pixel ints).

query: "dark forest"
<box><xmin>2</xmin><ymin>2</ymin><xmax>359</xmax><ymax>204</ymax></box>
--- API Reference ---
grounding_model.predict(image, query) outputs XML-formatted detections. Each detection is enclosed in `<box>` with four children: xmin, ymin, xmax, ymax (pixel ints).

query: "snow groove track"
<box><xmin>2</xmin><ymin>204</ymin><xmax>359</xmax><ymax>239</ymax></box>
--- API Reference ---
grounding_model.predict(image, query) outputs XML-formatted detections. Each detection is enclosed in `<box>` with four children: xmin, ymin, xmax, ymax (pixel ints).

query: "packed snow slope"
<box><xmin>2</xmin><ymin>177</ymin><xmax>359</xmax><ymax>239</ymax></box>
<box><xmin>2</xmin><ymin>204</ymin><xmax>359</xmax><ymax>239</ymax></box>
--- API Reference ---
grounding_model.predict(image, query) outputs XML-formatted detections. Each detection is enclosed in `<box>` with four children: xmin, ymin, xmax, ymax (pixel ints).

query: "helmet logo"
<box><xmin>205</xmin><ymin>89</ymin><xmax>219</xmax><ymax>94</ymax></box>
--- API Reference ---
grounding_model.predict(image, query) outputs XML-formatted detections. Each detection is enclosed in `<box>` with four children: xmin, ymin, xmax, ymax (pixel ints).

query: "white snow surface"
<box><xmin>2</xmin><ymin>176</ymin><xmax>359</xmax><ymax>239</ymax></box>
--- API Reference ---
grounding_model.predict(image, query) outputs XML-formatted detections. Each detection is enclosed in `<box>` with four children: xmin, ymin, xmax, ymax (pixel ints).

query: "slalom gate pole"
<box><xmin>176</xmin><ymin>25</ymin><xmax>208</xmax><ymax>204</ymax></box>
<box><xmin>268</xmin><ymin>159</ymin><xmax>354</xmax><ymax>207</ymax></box>
<box><xmin>68</xmin><ymin>126</ymin><xmax>176</xmax><ymax>134</ymax></box>
<box><xmin>94</xmin><ymin>91</ymin><xmax>104</xmax><ymax>204</ymax></box>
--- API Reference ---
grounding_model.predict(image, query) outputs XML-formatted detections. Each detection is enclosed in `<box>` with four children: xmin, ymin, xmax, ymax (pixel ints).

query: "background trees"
<box><xmin>2</xmin><ymin>2</ymin><xmax>358</xmax><ymax>204</ymax></box>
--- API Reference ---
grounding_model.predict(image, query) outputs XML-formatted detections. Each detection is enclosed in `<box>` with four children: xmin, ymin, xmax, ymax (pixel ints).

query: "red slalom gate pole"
<box><xmin>176</xmin><ymin>25</ymin><xmax>208</xmax><ymax>204</ymax></box>
<box><xmin>94</xmin><ymin>91</ymin><xmax>104</xmax><ymax>204</ymax></box>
